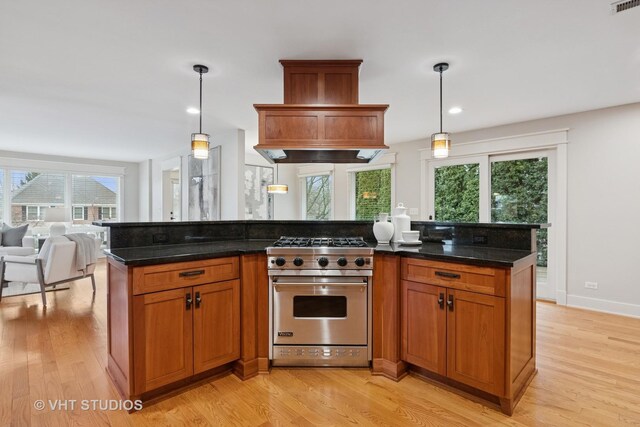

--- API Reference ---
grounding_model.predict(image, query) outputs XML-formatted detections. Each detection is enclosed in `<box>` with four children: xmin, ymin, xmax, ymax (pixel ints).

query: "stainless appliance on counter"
<box><xmin>267</xmin><ymin>237</ymin><xmax>373</xmax><ymax>367</ymax></box>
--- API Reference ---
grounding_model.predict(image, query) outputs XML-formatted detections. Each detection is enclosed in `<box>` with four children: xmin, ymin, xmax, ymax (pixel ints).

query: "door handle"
<box><xmin>435</xmin><ymin>271</ymin><xmax>461</xmax><ymax>279</ymax></box>
<box><xmin>438</xmin><ymin>293</ymin><xmax>445</xmax><ymax>309</ymax></box>
<box><xmin>447</xmin><ymin>294</ymin><xmax>454</xmax><ymax>311</ymax></box>
<box><xmin>179</xmin><ymin>269</ymin><xmax>205</xmax><ymax>278</ymax></box>
<box><xmin>195</xmin><ymin>291</ymin><xmax>201</xmax><ymax>308</ymax></box>
<box><xmin>186</xmin><ymin>293</ymin><xmax>192</xmax><ymax>310</ymax></box>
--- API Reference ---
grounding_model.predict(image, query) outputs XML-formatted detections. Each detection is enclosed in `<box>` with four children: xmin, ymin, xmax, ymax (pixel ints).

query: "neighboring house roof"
<box><xmin>11</xmin><ymin>174</ymin><xmax>116</xmax><ymax>205</ymax></box>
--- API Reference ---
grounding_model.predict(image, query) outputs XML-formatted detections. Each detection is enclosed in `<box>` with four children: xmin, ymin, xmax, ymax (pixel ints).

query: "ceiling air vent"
<box><xmin>611</xmin><ymin>0</ymin><xmax>640</xmax><ymax>13</ymax></box>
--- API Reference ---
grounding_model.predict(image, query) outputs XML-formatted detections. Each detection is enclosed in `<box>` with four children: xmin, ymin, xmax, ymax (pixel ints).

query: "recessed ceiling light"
<box><xmin>186</xmin><ymin>107</ymin><xmax>200</xmax><ymax>114</ymax></box>
<box><xmin>448</xmin><ymin>107</ymin><xmax>463</xmax><ymax>115</ymax></box>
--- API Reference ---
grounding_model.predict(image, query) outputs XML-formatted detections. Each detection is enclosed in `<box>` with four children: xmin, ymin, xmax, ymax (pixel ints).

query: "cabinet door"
<box><xmin>193</xmin><ymin>279</ymin><xmax>240</xmax><ymax>374</ymax></box>
<box><xmin>401</xmin><ymin>281</ymin><xmax>446</xmax><ymax>375</ymax></box>
<box><xmin>134</xmin><ymin>288</ymin><xmax>193</xmax><ymax>393</ymax></box>
<box><xmin>446</xmin><ymin>289</ymin><xmax>505</xmax><ymax>395</ymax></box>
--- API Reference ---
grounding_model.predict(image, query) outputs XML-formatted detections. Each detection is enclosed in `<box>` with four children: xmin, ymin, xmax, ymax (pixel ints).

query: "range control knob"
<box><xmin>293</xmin><ymin>257</ymin><xmax>304</xmax><ymax>267</ymax></box>
<box><xmin>275</xmin><ymin>257</ymin><xmax>286</xmax><ymax>267</ymax></box>
<box><xmin>355</xmin><ymin>257</ymin><xmax>366</xmax><ymax>267</ymax></box>
<box><xmin>337</xmin><ymin>257</ymin><xmax>348</xmax><ymax>267</ymax></box>
<box><xmin>318</xmin><ymin>257</ymin><xmax>329</xmax><ymax>267</ymax></box>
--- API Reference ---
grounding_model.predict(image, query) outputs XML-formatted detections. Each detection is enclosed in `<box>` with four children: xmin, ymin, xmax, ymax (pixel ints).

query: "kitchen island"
<box><xmin>98</xmin><ymin>220</ymin><xmax>544</xmax><ymax>415</ymax></box>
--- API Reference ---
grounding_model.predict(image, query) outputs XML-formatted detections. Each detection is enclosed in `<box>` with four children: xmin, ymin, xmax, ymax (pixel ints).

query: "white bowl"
<box><xmin>402</xmin><ymin>230</ymin><xmax>420</xmax><ymax>242</ymax></box>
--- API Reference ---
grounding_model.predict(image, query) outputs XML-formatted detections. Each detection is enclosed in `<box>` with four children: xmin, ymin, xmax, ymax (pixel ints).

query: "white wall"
<box><xmin>430</xmin><ymin>102</ymin><xmax>640</xmax><ymax>317</ymax></box>
<box><xmin>143</xmin><ymin>130</ymin><xmax>247</xmax><ymax>221</ymax></box>
<box><xmin>0</xmin><ymin>150</ymin><xmax>139</xmax><ymax>222</ymax></box>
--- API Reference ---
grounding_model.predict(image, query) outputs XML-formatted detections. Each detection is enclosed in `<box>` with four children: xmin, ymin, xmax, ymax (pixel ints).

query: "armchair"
<box><xmin>0</xmin><ymin>235</ymin><xmax>101</xmax><ymax>306</ymax></box>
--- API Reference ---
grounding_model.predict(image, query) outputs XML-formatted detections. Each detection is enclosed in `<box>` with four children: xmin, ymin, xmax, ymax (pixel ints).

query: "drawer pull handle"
<box><xmin>438</xmin><ymin>293</ymin><xmax>445</xmax><ymax>309</ymax></box>
<box><xmin>195</xmin><ymin>291</ymin><xmax>202</xmax><ymax>308</ymax></box>
<box><xmin>179</xmin><ymin>269</ymin><xmax>205</xmax><ymax>278</ymax></box>
<box><xmin>435</xmin><ymin>271</ymin><xmax>461</xmax><ymax>279</ymax></box>
<box><xmin>447</xmin><ymin>294</ymin><xmax>454</xmax><ymax>311</ymax></box>
<box><xmin>186</xmin><ymin>293</ymin><xmax>193</xmax><ymax>310</ymax></box>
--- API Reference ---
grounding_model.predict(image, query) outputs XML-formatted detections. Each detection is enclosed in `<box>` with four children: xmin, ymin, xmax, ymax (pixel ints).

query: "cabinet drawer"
<box><xmin>401</xmin><ymin>258</ymin><xmax>506</xmax><ymax>297</ymax></box>
<box><xmin>133</xmin><ymin>257</ymin><xmax>239</xmax><ymax>295</ymax></box>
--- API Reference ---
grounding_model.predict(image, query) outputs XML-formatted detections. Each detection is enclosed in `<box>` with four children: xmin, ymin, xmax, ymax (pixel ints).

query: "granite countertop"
<box><xmin>105</xmin><ymin>239</ymin><xmax>534</xmax><ymax>268</ymax></box>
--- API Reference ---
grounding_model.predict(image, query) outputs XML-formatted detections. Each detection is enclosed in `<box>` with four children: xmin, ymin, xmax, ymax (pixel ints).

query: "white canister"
<box><xmin>373</xmin><ymin>213</ymin><xmax>394</xmax><ymax>244</ymax></box>
<box><xmin>391</xmin><ymin>203</ymin><xmax>411</xmax><ymax>242</ymax></box>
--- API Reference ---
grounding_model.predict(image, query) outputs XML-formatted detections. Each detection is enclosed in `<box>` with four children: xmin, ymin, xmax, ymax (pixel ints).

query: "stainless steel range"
<box><xmin>267</xmin><ymin>236</ymin><xmax>373</xmax><ymax>367</ymax></box>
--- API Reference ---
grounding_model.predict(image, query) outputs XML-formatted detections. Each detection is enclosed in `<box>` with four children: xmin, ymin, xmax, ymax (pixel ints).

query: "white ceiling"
<box><xmin>1</xmin><ymin>0</ymin><xmax>639</xmax><ymax>162</ymax></box>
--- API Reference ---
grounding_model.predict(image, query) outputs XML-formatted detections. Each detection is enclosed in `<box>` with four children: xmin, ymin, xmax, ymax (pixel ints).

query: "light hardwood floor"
<box><xmin>1</xmin><ymin>259</ymin><xmax>639</xmax><ymax>426</ymax></box>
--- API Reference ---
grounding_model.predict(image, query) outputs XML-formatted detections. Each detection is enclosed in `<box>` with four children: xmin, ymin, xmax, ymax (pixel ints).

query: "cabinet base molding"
<box><xmin>407</xmin><ymin>364</ymin><xmax>537</xmax><ymax>416</ymax></box>
<box><xmin>500</xmin><ymin>368</ymin><xmax>538</xmax><ymax>416</ymax></box>
<box><xmin>371</xmin><ymin>358</ymin><xmax>408</xmax><ymax>381</ymax></box>
<box><xmin>257</xmin><ymin>357</ymin><xmax>271</xmax><ymax>373</ymax></box>
<box><xmin>107</xmin><ymin>362</ymin><xmax>235</xmax><ymax>409</ymax></box>
<box><xmin>233</xmin><ymin>358</ymin><xmax>260</xmax><ymax>380</ymax></box>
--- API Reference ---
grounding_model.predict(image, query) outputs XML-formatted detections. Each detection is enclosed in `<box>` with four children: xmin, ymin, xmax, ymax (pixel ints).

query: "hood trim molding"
<box><xmin>254</xmin><ymin>104</ymin><xmax>389</xmax><ymax>164</ymax></box>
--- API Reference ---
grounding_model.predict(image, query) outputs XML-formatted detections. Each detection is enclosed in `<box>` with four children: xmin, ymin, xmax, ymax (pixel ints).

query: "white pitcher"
<box><xmin>391</xmin><ymin>203</ymin><xmax>410</xmax><ymax>242</ymax></box>
<box><xmin>373</xmin><ymin>213</ymin><xmax>394</xmax><ymax>244</ymax></box>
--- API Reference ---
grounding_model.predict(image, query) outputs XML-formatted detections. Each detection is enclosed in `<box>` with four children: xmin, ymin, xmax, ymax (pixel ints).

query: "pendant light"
<box><xmin>267</xmin><ymin>164</ymin><xmax>288</xmax><ymax>194</ymax></box>
<box><xmin>191</xmin><ymin>64</ymin><xmax>210</xmax><ymax>159</ymax></box>
<box><xmin>431</xmin><ymin>62</ymin><xmax>451</xmax><ymax>159</ymax></box>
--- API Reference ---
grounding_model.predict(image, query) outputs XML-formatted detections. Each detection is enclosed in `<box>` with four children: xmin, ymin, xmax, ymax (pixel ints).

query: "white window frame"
<box><xmin>420</xmin><ymin>128</ymin><xmax>568</xmax><ymax>305</ymax></box>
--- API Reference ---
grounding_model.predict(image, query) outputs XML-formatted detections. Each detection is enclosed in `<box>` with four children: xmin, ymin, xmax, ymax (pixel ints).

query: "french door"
<box><xmin>428</xmin><ymin>150</ymin><xmax>556</xmax><ymax>301</ymax></box>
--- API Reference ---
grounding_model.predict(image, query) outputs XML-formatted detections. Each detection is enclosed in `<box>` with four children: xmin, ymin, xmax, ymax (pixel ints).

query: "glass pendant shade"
<box><xmin>191</xmin><ymin>133</ymin><xmax>210</xmax><ymax>159</ymax></box>
<box><xmin>431</xmin><ymin>132</ymin><xmax>451</xmax><ymax>159</ymax></box>
<box><xmin>267</xmin><ymin>184</ymin><xmax>288</xmax><ymax>194</ymax></box>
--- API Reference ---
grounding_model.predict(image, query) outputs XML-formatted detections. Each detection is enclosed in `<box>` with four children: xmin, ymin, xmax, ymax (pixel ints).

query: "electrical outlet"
<box><xmin>584</xmin><ymin>281</ymin><xmax>598</xmax><ymax>290</ymax></box>
<box><xmin>409</xmin><ymin>208</ymin><xmax>419</xmax><ymax>215</ymax></box>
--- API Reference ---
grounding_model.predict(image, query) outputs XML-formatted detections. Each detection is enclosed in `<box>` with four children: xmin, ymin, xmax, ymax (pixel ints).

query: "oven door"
<box><xmin>272</xmin><ymin>276</ymin><xmax>368</xmax><ymax>346</ymax></box>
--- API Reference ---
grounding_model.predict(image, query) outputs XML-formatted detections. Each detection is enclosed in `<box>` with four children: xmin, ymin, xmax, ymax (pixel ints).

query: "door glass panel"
<box><xmin>434</xmin><ymin>163</ymin><xmax>479</xmax><ymax>222</ymax></box>
<box><xmin>293</xmin><ymin>296</ymin><xmax>347</xmax><ymax>318</ymax></box>
<box><xmin>491</xmin><ymin>157</ymin><xmax>548</xmax><ymax>293</ymax></box>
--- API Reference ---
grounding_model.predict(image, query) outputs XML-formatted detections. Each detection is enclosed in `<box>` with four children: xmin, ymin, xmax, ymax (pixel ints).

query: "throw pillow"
<box><xmin>1</xmin><ymin>223</ymin><xmax>29</xmax><ymax>247</ymax></box>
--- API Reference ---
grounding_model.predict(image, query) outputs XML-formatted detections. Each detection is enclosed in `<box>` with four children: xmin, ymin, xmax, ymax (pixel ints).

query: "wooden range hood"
<box><xmin>254</xmin><ymin>60</ymin><xmax>389</xmax><ymax>163</ymax></box>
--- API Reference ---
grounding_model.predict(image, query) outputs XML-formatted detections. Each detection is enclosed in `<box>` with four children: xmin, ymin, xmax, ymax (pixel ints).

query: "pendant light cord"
<box><xmin>439</xmin><ymin>69</ymin><xmax>443</xmax><ymax>133</ymax></box>
<box><xmin>199</xmin><ymin>71</ymin><xmax>203</xmax><ymax>134</ymax></box>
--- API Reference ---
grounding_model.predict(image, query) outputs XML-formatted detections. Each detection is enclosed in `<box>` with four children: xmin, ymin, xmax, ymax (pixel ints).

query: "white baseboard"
<box><xmin>566</xmin><ymin>294</ymin><xmax>640</xmax><ymax>318</ymax></box>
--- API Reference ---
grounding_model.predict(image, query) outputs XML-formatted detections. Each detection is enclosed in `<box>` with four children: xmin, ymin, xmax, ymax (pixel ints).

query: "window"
<box><xmin>353</xmin><ymin>168</ymin><xmax>392</xmax><ymax>220</ymax></box>
<box><xmin>99</xmin><ymin>207</ymin><xmax>117</xmax><ymax>220</ymax></box>
<box><xmin>73</xmin><ymin>206</ymin><xmax>88</xmax><ymax>220</ymax></box>
<box><xmin>304</xmin><ymin>175</ymin><xmax>331</xmax><ymax>220</ymax></box>
<box><xmin>434</xmin><ymin>163</ymin><xmax>480</xmax><ymax>222</ymax></box>
<box><xmin>11</xmin><ymin>172</ymin><xmax>65</xmax><ymax>226</ymax></box>
<box><xmin>72</xmin><ymin>175</ymin><xmax>119</xmax><ymax>224</ymax></box>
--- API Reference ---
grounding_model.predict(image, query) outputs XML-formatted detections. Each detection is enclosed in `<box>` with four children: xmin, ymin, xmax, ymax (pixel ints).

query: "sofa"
<box><xmin>0</xmin><ymin>235</ymin><xmax>36</xmax><ymax>256</ymax></box>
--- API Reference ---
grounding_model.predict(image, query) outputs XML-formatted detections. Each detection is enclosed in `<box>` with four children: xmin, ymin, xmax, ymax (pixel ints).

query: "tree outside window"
<box><xmin>305</xmin><ymin>175</ymin><xmax>331</xmax><ymax>220</ymax></box>
<box><xmin>354</xmin><ymin>168</ymin><xmax>391</xmax><ymax>220</ymax></box>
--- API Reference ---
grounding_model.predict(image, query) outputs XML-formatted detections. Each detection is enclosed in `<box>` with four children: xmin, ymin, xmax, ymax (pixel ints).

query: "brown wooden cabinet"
<box><xmin>107</xmin><ymin>257</ymin><xmax>241</xmax><ymax>401</ymax></box>
<box><xmin>446</xmin><ymin>289</ymin><xmax>505</xmax><ymax>395</ymax></box>
<box><xmin>401</xmin><ymin>281</ymin><xmax>446</xmax><ymax>375</ymax></box>
<box><xmin>281</xmin><ymin>60</ymin><xmax>362</xmax><ymax>104</ymax></box>
<box><xmin>134</xmin><ymin>287</ymin><xmax>193</xmax><ymax>392</ymax></box>
<box><xmin>392</xmin><ymin>256</ymin><xmax>536</xmax><ymax>415</ymax></box>
<box><xmin>193</xmin><ymin>280</ymin><xmax>240</xmax><ymax>374</ymax></box>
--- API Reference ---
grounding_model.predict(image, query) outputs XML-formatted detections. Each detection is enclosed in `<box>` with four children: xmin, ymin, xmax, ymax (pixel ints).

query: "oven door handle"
<box><xmin>273</xmin><ymin>284</ymin><xmax>367</xmax><ymax>292</ymax></box>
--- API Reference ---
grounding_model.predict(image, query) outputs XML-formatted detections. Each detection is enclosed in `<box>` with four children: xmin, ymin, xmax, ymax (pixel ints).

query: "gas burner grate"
<box><xmin>272</xmin><ymin>236</ymin><xmax>368</xmax><ymax>248</ymax></box>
